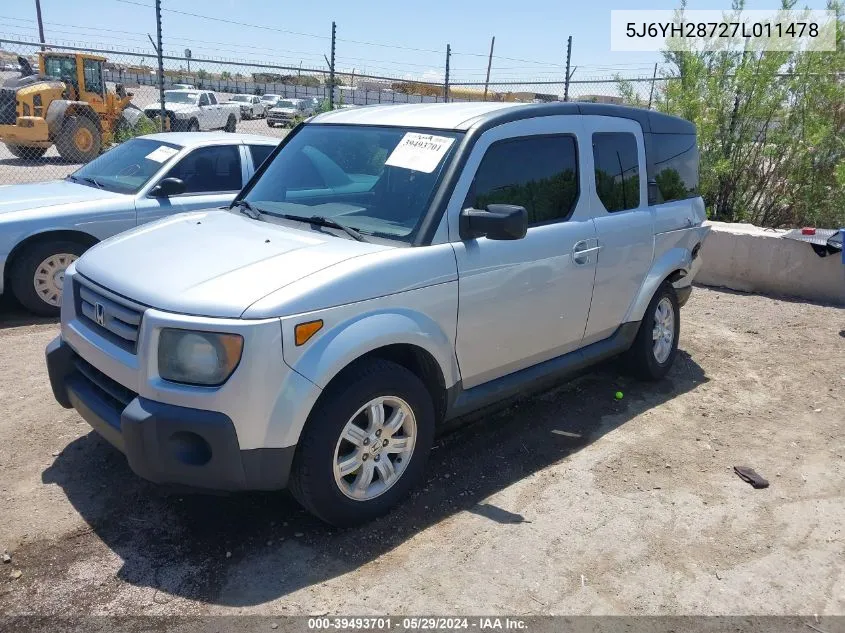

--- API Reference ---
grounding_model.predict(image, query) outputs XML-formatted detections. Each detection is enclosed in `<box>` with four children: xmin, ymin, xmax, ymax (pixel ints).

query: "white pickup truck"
<box><xmin>143</xmin><ymin>89</ymin><xmax>240</xmax><ymax>133</ymax></box>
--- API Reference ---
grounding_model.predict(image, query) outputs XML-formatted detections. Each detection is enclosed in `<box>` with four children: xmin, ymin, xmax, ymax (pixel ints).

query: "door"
<box><xmin>135</xmin><ymin>144</ymin><xmax>244</xmax><ymax>224</ymax></box>
<box><xmin>449</xmin><ymin>118</ymin><xmax>598</xmax><ymax>389</ymax></box>
<box><xmin>581</xmin><ymin>117</ymin><xmax>655</xmax><ymax>343</ymax></box>
<box><xmin>207</xmin><ymin>93</ymin><xmax>226</xmax><ymax>128</ymax></box>
<box><xmin>80</xmin><ymin>58</ymin><xmax>106</xmax><ymax>107</ymax></box>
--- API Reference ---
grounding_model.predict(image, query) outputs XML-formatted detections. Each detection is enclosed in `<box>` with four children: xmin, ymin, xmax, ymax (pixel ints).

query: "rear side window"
<box><xmin>208</xmin><ymin>93</ymin><xmax>218</xmax><ymax>105</ymax></box>
<box><xmin>164</xmin><ymin>145</ymin><xmax>242</xmax><ymax>193</ymax></box>
<box><xmin>592</xmin><ymin>132</ymin><xmax>640</xmax><ymax>212</ymax></box>
<box><xmin>248</xmin><ymin>144</ymin><xmax>275</xmax><ymax>170</ymax></box>
<box><xmin>652</xmin><ymin>134</ymin><xmax>699</xmax><ymax>203</ymax></box>
<box><xmin>467</xmin><ymin>135</ymin><xmax>579</xmax><ymax>226</ymax></box>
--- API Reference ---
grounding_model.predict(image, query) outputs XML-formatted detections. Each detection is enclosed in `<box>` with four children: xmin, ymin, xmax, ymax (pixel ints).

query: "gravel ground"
<box><xmin>0</xmin><ymin>82</ymin><xmax>289</xmax><ymax>185</ymax></box>
<box><xmin>0</xmin><ymin>286</ymin><xmax>843</xmax><ymax>616</ymax></box>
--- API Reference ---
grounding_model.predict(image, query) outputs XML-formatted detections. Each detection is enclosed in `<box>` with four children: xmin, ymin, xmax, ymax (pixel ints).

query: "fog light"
<box><xmin>168</xmin><ymin>431</ymin><xmax>212</xmax><ymax>466</ymax></box>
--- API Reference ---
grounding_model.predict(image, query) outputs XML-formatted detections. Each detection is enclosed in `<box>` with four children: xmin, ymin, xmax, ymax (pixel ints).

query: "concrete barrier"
<box><xmin>696</xmin><ymin>221</ymin><xmax>845</xmax><ymax>306</ymax></box>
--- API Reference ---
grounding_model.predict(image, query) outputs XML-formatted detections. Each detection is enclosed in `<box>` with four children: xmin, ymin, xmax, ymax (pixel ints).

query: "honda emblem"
<box><xmin>95</xmin><ymin>302</ymin><xmax>105</xmax><ymax>326</ymax></box>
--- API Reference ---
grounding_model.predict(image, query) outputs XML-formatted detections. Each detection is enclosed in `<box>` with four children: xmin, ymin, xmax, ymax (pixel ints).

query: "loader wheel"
<box><xmin>56</xmin><ymin>116</ymin><xmax>101</xmax><ymax>163</ymax></box>
<box><xmin>6</xmin><ymin>144</ymin><xmax>48</xmax><ymax>160</ymax></box>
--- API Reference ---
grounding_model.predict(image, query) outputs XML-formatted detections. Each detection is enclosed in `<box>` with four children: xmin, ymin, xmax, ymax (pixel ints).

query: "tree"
<box><xmin>616</xmin><ymin>0</ymin><xmax>844</xmax><ymax>228</ymax></box>
<box><xmin>220</xmin><ymin>71</ymin><xmax>232</xmax><ymax>80</ymax></box>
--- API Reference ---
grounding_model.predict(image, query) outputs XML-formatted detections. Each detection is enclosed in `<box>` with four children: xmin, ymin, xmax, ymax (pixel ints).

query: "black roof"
<box><xmin>467</xmin><ymin>101</ymin><xmax>696</xmax><ymax>136</ymax></box>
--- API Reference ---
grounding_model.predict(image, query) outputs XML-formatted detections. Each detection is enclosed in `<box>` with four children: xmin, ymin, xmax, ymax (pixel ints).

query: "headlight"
<box><xmin>158</xmin><ymin>329</ymin><xmax>243</xmax><ymax>386</ymax></box>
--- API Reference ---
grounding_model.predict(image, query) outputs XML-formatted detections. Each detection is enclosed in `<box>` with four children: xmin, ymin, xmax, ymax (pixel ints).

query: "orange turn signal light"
<box><xmin>295</xmin><ymin>319</ymin><xmax>323</xmax><ymax>346</ymax></box>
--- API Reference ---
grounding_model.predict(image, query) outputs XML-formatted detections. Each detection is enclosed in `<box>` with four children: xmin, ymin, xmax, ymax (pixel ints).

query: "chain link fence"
<box><xmin>0</xmin><ymin>37</ymin><xmax>663</xmax><ymax>185</ymax></box>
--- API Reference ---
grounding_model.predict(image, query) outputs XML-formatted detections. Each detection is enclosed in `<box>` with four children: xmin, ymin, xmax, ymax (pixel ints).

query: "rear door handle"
<box><xmin>572</xmin><ymin>240</ymin><xmax>602</xmax><ymax>264</ymax></box>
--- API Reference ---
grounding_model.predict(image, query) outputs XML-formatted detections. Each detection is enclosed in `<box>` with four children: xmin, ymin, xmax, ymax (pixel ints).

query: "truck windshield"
<box><xmin>232</xmin><ymin>95</ymin><xmax>251</xmax><ymax>102</ymax></box>
<box><xmin>276</xmin><ymin>101</ymin><xmax>296</xmax><ymax>108</ymax></box>
<box><xmin>43</xmin><ymin>56</ymin><xmax>76</xmax><ymax>81</ymax></box>
<box><xmin>242</xmin><ymin>124</ymin><xmax>463</xmax><ymax>242</ymax></box>
<box><xmin>68</xmin><ymin>138</ymin><xmax>181</xmax><ymax>194</ymax></box>
<box><xmin>164</xmin><ymin>91</ymin><xmax>199</xmax><ymax>103</ymax></box>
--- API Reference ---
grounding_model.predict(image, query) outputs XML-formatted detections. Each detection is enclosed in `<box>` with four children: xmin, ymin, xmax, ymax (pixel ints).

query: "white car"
<box><xmin>171</xmin><ymin>83</ymin><xmax>195</xmax><ymax>90</ymax></box>
<box><xmin>143</xmin><ymin>90</ymin><xmax>240</xmax><ymax>132</ymax></box>
<box><xmin>229</xmin><ymin>94</ymin><xmax>266</xmax><ymax>120</ymax></box>
<box><xmin>260</xmin><ymin>94</ymin><xmax>283</xmax><ymax>109</ymax></box>
<box><xmin>266</xmin><ymin>98</ymin><xmax>310</xmax><ymax>127</ymax></box>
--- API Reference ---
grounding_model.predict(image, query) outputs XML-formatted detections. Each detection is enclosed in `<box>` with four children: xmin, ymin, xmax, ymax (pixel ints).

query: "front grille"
<box><xmin>0</xmin><ymin>88</ymin><xmax>17</xmax><ymax>125</ymax></box>
<box><xmin>75</xmin><ymin>277</ymin><xmax>145</xmax><ymax>353</ymax></box>
<box><xmin>74</xmin><ymin>356</ymin><xmax>137</xmax><ymax>411</ymax></box>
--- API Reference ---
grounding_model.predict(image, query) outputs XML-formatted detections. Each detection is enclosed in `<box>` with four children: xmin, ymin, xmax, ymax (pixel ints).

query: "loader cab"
<box><xmin>40</xmin><ymin>53</ymin><xmax>106</xmax><ymax>107</ymax></box>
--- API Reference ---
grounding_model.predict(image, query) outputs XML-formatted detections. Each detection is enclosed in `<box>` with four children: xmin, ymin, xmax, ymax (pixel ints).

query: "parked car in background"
<box><xmin>266</xmin><ymin>98</ymin><xmax>309</xmax><ymax>127</ymax></box>
<box><xmin>45</xmin><ymin>102</ymin><xmax>708</xmax><ymax>526</ymax></box>
<box><xmin>260</xmin><ymin>94</ymin><xmax>283</xmax><ymax>108</ymax></box>
<box><xmin>229</xmin><ymin>94</ymin><xmax>266</xmax><ymax>120</ymax></box>
<box><xmin>0</xmin><ymin>132</ymin><xmax>278</xmax><ymax>315</ymax></box>
<box><xmin>171</xmin><ymin>83</ymin><xmax>195</xmax><ymax>90</ymax></box>
<box><xmin>143</xmin><ymin>90</ymin><xmax>240</xmax><ymax>132</ymax></box>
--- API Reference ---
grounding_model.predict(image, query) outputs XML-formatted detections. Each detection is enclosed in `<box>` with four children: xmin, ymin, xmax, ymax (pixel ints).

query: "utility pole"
<box><xmin>444</xmin><ymin>44</ymin><xmax>451</xmax><ymax>103</ymax></box>
<box><xmin>34</xmin><ymin>0</ymin><xmax>46</xmax><ymax>51</ymax></box>
<box><xmin>648</xmin><ymin>62</ymin><xmax>658</xmax><ymax>109</ymax></box>
<box><xmin>328</xmin><ymin>21</ymin><xmax>336</xmax><ymax>110</ymax></box>
<box><xmin>563</xmin><ymin>35</ymin><xmax>572</xmax><ymax>102</ymax></box>
<box><xmin>483</xmin><ymin>36</ymin><xmax>495</xmax><ymax>101</ymax></box>
<box><xmin>155</xmin><ymin>0</ymin><xmax>166</xmax><ymax>131</ymax></box>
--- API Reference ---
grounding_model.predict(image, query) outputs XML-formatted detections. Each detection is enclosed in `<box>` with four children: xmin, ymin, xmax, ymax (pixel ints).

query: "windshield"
<box><xmin>164</xmin><ymin>91</ymin><xmax>198</xmax><ymax>104</ymax></box>
<box><xmin>275</xmin><ymin>100</ymin><xmax>296</xmax><ymax>108</ymax></box>
<box><xmin>261</xmin><ymin>95</ymin><xmax>278</xmax><ymax>102</ymax></box>
<box><xmin>43</xmin><ymin>56</ymin><xmax>77</xmax><ymax>81</ymax></box>
<box><xmin>70</xmin><ymin>138</ymin><xmax>181</xmax><ymax>194</ymax></box>
<box><xmin>243</xmin><ymin>124</ymin><xmax>462</xmax><ymax>242</ymax></box>
<box><xmin>232</xmin><ymin>95</ymin><xmax>250</xmax><ymax>102</ymax></box>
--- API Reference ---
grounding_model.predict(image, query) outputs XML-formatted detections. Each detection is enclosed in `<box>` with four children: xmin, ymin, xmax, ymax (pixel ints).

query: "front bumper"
<box><xmin>46</xmin><ymin>336</ymin><xmax>295</xmax><ymax>491</ymax></box>
<box><xmin>267</xmin><ymin>113</ymin><xmax>295</xmax><ymax>125</ymax></box>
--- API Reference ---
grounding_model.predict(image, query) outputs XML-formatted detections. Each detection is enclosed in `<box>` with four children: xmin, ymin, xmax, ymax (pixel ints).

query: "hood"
<box><xmin>75</xmin><ymin>209</ymin><xmax>390</xmax><ymax>318</ymax></box>
<box><xmin>145</xmin><ymin>101</ymin><xmax>198</xmax><ymax>114</ymax></box>
<box><xmin>0</xmin><ymin>179</ymin><xmax>120</xmax><ymax>216</ymax></box>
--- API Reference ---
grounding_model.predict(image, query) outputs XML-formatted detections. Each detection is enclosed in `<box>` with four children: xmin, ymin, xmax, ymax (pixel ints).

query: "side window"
<box><xmin>163</xmin><ymin>145</ymin><xmax>242</xmax><ymax>194</ymax></box>
<box><xmin>208</xmin><ymin>93</ymin><xmax>218</xmax><ymax>105</ymax></box>
<box><xmin>198</xmin><ymin>93</ymin><xmax>210</xmax><ymax>107</ymax></box>
<box><xmin>467</xmin><ymin>135</ymin><xmax>579</xmax><ymax>226</ymax></box>
<box><xmin>248</xmin><ymin>144</ymin><xmax>275</xmax><ymax>170</ymax></box>
<box><xmin>592</xmin><ymin>132</ymin><xmax>640</xmax><ymax>212</ymax></box>
<box><xmin>82</xmin><ymin>59</ymin><xmax>104</xmax><ymax>95</ymax></box>
<box><xmin>652</xmin><ymin>134</ymin><xmax>699</xmax><ymax>203</ymax></box>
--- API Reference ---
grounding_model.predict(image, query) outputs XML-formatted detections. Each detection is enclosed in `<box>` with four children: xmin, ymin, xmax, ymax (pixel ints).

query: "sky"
<box><xmin>0</xmin><ymin>0</ymin><xmax>833</xmax><ymax>86</ymax></box>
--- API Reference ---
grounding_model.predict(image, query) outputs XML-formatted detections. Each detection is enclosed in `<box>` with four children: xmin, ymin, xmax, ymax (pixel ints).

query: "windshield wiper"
<box><xmin>287</xmin><ymin>214</ymin><xmax>367</xmax><ymax>242</ymax></box>
<box><xmin>232</xmin><ymin>199</ymin><xmax>265</xmax><ymax>221</ymax></box>
<box><xmin>67</xmin><ymin>174</ymin><xmax>103</xmax><ymax>189</ymax></box>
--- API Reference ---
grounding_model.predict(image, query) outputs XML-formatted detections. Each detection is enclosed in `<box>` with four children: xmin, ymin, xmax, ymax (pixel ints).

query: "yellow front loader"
<box><xmin>0</xmin><ymin>52</ymin><xmax>143</xmax><ymax>162</ymax></box>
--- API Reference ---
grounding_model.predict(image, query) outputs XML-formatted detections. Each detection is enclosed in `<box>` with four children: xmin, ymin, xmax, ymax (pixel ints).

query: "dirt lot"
<box><xmin>0</xmin><ymin>286</ymin><xmax>843</xmax><ymax>616</ymax></box>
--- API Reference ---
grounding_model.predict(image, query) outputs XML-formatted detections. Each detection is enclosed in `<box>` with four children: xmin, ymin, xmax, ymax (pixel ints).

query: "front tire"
<box><xmin>6</xmin><ymin>144</ymin><xmax>48</xmax><ymax>160</ymax></box>
<box><xmin>187</xmin><ymin>119</ymin><xmax>200</xmax><ymax>132</ymax></box>
<box><xmin>10</xmin><ymin>240</ymin><xmax>87</xmax><ymax>317</ymax></box>
<box><xmin>626</xmin><ymin>282</ymin><xmax>680</xmax><ymax>381</ymax></box>
<box><xmin>55</xmin><ymin>116</ymin><xmax>101</xmax><ymax>163</ymax></box>
<box><xmin>267</xmin><ymin>121</ymin><xmax>275</xmax><ymax>128</ymax></box>
<box><xmin>224</xmin><ymin>114</ymin><xmax>237</xmax><ymax>132</ymax></box>
<box><xmin>290</xmin><ymin>359</ymin><xmax>435</xmax><ymax>527</ymax></box>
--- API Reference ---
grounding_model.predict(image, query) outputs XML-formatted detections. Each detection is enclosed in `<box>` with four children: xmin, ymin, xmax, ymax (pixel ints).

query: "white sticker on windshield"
<box><xmin>145</xmin><ymin>146</ymin><xmax>179</xmax><ymax>163</ymax></box>
<box><xmin>384</xmin><ymin>133</ymin><xmax>455</xmax><ymax>173</ymax></box>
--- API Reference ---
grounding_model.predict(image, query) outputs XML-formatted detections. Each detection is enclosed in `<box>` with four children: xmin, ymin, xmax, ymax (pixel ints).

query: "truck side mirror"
<box><xmin>151</xmin><ymin>177</ymin><xmax>186</xmax><ymax>197</ymax></box>
<box><xmin>460</xmin><ymin>204</ymin><xmax>528</xmax><ymax>241</ymax></box>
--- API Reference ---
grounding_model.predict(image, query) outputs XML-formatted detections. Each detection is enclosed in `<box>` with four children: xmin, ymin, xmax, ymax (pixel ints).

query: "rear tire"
<box><xmin>10</xmin><ymin>240</ymin><xmax>88</xmax><ymax>317</ymax></box>
<box><xmin>224</xmin><ymin>114</ymin><xmax>237</xmax><ymax>132</ymax></box>
<box><xmin>187</xmin><ymin>119</ymin><xmax>200</xmax><ymax>132</ymax></box>
<box><xmin>625</xmin><ymin>282</ymin><xmax>680</xmax><ymax>381</ymax></box>
<box><xmin>267</xmin><ymin>121</ymin><xmax>275</xmax><ymax>128</ymax></box>
<box><xmin>6</xmin><ymin>144</ymin><xmax>48</xmax><ymax>160</ymax></box>
<box><xmin>290</xmin><ymin>359</ymin><xmax>435</xmax><ymax>527</ymax></box>
<box><xmin>55</xmin><ymin>116</ymin><xmax>101</xmax><ymax>163</ymax></box>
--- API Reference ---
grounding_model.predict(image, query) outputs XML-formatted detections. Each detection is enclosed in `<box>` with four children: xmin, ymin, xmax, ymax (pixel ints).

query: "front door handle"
<box><xmin>572</xmin><ymin>240</ymin><xmax>602</xmax><ymax>264</ymax></box>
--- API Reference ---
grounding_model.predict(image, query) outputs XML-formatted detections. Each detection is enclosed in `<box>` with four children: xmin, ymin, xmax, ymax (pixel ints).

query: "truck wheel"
<box><xmin>290</xmin><ymin>359</ymin><xmax>435</xmax><ymax>527</ymax></box>
<box><xmin>6</xmin><ymin>144</ymin><xmax>48</xmax><ymax>160</ymax></box>
<box><xmin>55</xmin><ymin>116</ymin><xmax>101</xmax><ymax>163</ymax></box>
<box><xmin>625</xmin><ymin>282</ymin><xmax>680</xmax><ymax>381</ymax></box>
<box><xmin>267</xmin><ymin>121</ymin><xmax>275</xmax><ymax>128</ymax></box>
<box><xmin>10</xmin><ymin>240</ymin><xmax>87</xmax><ymax>317</ymax></box>
<box><xmin>224</xmin><ymin>114</ymin><xmax>236</xmax><ymax>132</ymax></box>
<box><xmin>187</xmin><ymin>119</ymin><xmax>200</xmax><ymax>132</ymax></box>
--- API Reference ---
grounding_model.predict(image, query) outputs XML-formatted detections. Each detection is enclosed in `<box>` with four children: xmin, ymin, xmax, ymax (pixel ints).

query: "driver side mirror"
<box><xmin>151</xmin><ymin>177</ymin><xmax>186</xmax><ymax>197</ymax></box>
<box><xmin>460</xmin><ymin>204</ymin><xmax>528</xmax><ymax>241</ymax></box>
